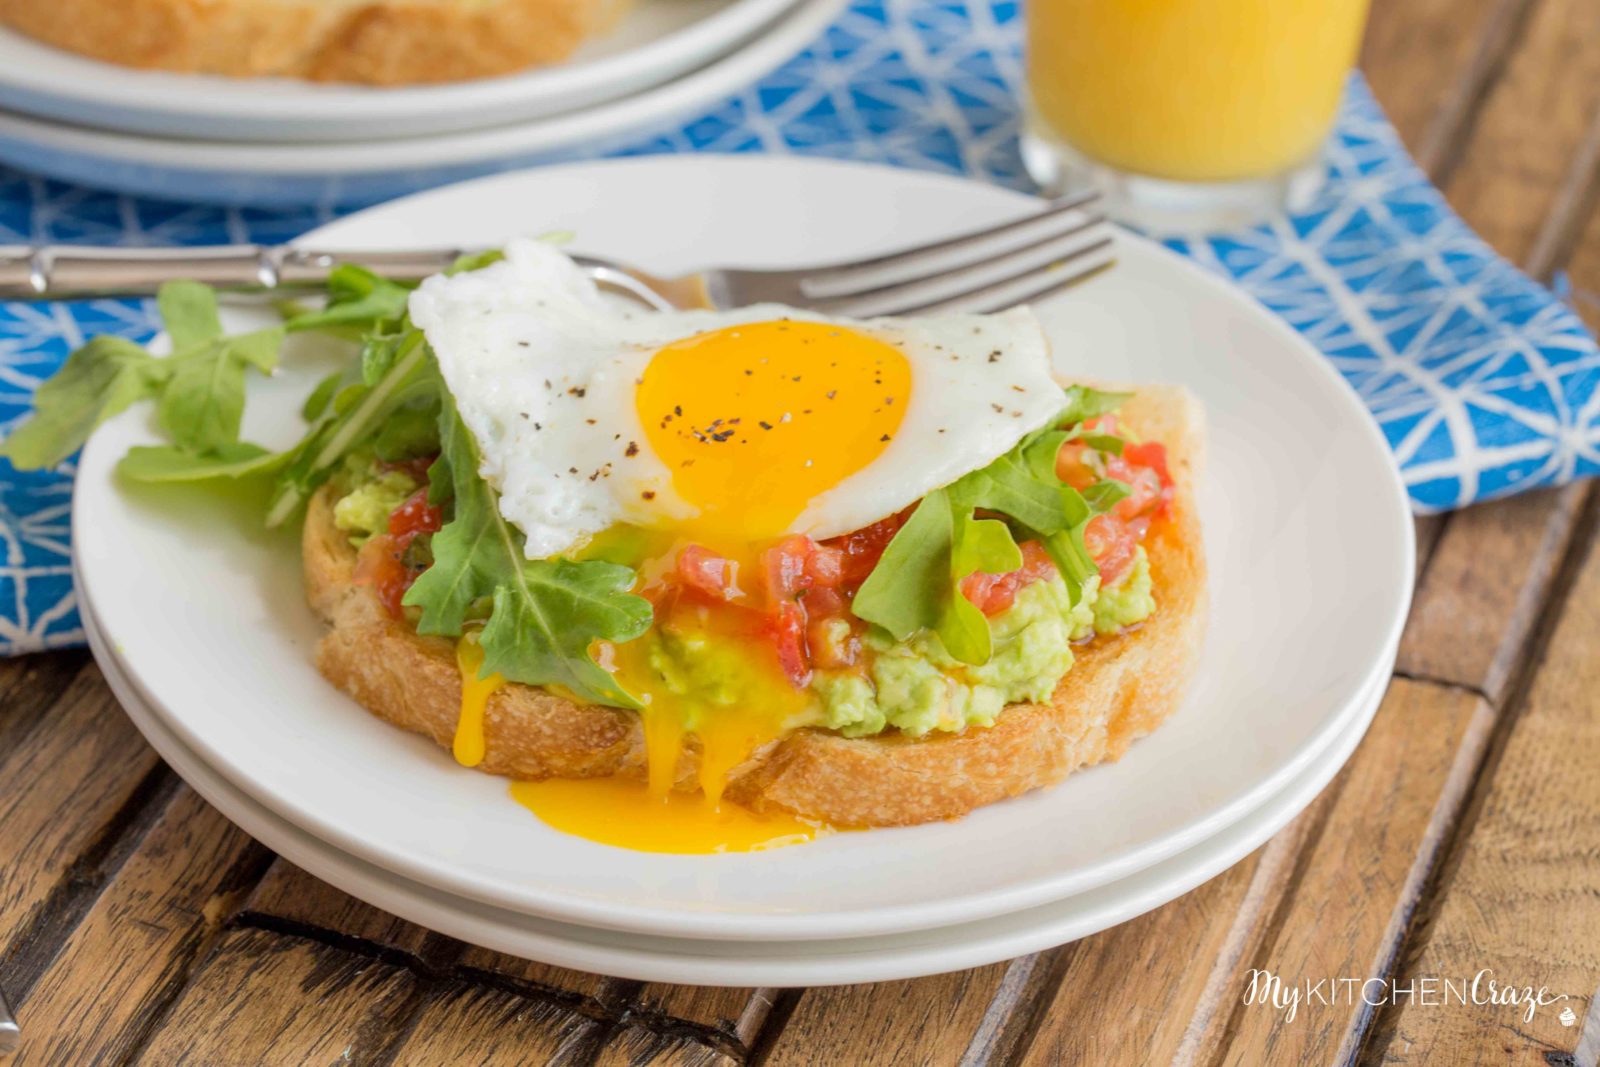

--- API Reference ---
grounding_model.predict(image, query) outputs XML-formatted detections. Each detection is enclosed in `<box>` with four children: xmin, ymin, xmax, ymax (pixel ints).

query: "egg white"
<box><xmin>409</xmin><ymin>238</ymin><xmax>1066</xmax><ymax>560</ymax></box>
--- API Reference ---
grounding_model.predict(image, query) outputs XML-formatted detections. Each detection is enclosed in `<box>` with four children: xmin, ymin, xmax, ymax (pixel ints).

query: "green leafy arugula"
<box><xmin>0</xmin><ymin>336</ymin><xmax>169</xmax><ymax>469</ymax></box>
<box><xmin>404</xmin><ymin>394</ymin><xmax>652</xmax><ymax>708</ymax></box>
<box><xmin>1</xmin><ymin>281</ymin><xmax>281</xmax><ymax>470</ymax></box>
<box><xmin>852</xmin><ymin>386</ymin><xmax>1134</xmax><ymax>666</ymax></box>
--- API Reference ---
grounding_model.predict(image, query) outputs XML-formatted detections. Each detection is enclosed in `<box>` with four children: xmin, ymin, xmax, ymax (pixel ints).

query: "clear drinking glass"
<box><xmin>1022</xmin><ymin>0</ymin><xmax>1373</xmax><ymax>233</ymax></box>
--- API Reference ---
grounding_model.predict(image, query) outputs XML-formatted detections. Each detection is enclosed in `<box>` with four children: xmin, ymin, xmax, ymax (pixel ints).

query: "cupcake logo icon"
<box><xmin>1559</xmin><ymin>1006</ymin><xmax>1577</xmax><ymax>1027</ymax></box>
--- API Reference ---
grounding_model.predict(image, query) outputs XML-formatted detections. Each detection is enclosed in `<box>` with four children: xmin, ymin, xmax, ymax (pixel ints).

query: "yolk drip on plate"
<box><xmin>480</xmin><ymin>322</ymin><xmax>912</xmax><ymax>852</ymax></box>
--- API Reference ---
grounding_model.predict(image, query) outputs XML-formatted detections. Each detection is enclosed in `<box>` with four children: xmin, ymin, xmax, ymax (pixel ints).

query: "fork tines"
<box><xmin>799</xmin><ymin>190</ymin><xmax>1113</xmax><ymax>317</ymax></box>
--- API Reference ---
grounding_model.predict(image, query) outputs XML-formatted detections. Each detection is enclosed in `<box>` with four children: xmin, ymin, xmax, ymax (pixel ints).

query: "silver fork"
<box><xmin>0</xmin><ymin>191</ymin><xmax>1112</xmax><ymax>315</ymax></box>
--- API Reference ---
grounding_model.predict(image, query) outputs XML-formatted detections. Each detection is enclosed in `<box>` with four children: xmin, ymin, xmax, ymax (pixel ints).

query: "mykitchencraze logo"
<box><xmin>1242</xmin><ymin>969</ymin><xmax>1572</xmax><ymax>1025</ymax></box>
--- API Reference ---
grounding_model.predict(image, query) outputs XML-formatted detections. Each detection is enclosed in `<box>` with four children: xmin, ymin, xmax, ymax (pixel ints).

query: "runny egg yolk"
<box><xmin>495</xmin><ymin>322</ymin><xmax>910</xmax><ymax>852</ymax></box>
<box><xmin>636</xmin><ymin>320</ymin><xmax>913</xmax><ymax>544</ymax></box>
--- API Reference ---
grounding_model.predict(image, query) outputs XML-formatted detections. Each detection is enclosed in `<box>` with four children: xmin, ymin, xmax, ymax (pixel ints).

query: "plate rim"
<box><xmin>72</xmin><ymin>156</ymin><xmax>1416</xmax><ymax>941</ymax></box>
<box><xmin>82</xmin><ymin>574</ymin><xmax>1393</xmax><ymax>985</ymax></box>
<box><xmin>0</xmin><ymin>0</ymin><xmax>800</xmax><ymax>139</ymax></box>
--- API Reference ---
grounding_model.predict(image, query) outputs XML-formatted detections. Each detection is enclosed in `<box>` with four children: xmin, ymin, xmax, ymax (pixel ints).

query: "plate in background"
<box><xmin>0</xmin><ymin>0</ymin><xmax>844</xmax><ymax>207</ymax></box>
<box><xmin>0</xmin><ymin>0</ymin><xmax>799</xmax><ymax>141</ymax></box>
<box><xmin>73</xmin><ymin>156</ymin><xmax>1414</xmax><ymax>941</ymax></box>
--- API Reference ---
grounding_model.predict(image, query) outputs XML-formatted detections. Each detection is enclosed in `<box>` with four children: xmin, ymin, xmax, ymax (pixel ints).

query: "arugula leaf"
<box><xmin>1056</xmin><ymin>385</ymin><xmax>1132</xmax><ymax>428</ymax></box>
<box><xmin>262</xmin><ymin>335</ymin><xmax>436</xmax><ymax>528</ymax></box>
<box><xmin>404</xmin><ymin>394</ymin><xmax>651</xmax><ymax>708</ymax></box>
<box><xmin>852</xmin><ymin>489</ymin><xmax>1023</xmax><ymax>664</ymax></box>
<box><xmin>118</xmin><ymin>441</ymin><xmax>285</xmax><ymax>482</ymax></box>
<box><xmin>1078</xmin><ymin>433</ymin><xmax>1124</xmax><ymax>454</ymax></box>
<box><xmin>0</xmin><ymin>336</ymin><xmax>169</xmax><ymax>469</ymax></box>
<box><xmin>1081</xmin><ymin>478</ymin><xmax>1131</xmax><ymax>513</ymax></box>
<box><xmin>156</xmin><ymin>325</ymin><xmax>282</xmax><ymax>453</ymax></box>
<box><xmin>850</xmin><ymin>387</ymin><xmax>1141</xmax><ymax>664</ymax></box>
<box><xmin>157</xmin><ymin>280</ymin><xmax>224</xmax><ymax>350</ymax></box>
<box><xmin>284</xmin><ymin>265</ymin><xmax>413</xmax><ymax>335</ymax></box>
<box><xmin>301</xmin><ymin>372</ymin><xmax>344</xmax><ymax>421</ymax></box>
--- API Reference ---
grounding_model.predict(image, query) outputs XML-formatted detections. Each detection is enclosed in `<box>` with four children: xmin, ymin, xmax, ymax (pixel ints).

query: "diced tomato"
<box><xmin>676</xmin><ymin>545</ymin><xmax>740</xmax><ymax>601</ymax></box>
<box><xmin>1019</xmin><ymin>538</ymin><xmax>1057</xmax><ymax>581</ymax></box>
<box><xmin>802</xmin><ymin>584</ymin><xmax>848</xmax><ymax>617</ymax></box>
<box><xmin>769</xmin><ymin>600</ymin><xmax>811</xmax><ymax>687</ymax></box>
<box><xmin>823</xmin><ymin>510</ymin><xmax>908</xmax><ymax>590</ymax></box>
<box><xmin>960</xmin><ymin>568</ymin><xmax>1021</xmax><ymax>616</ymax></box>
<box><xmin>387</xmin><ymin>487</ymin><xmax>442</xmax><ymax>548</ymax></box>
<box><xmin>1125</xmin><ymin>442</ymin><xmax>1175</xmax><ymax>517</ymax></box>
<box><xmin>1054</xmin><ymin>441</ymin><xmax>1096</xmax><ymax>489</ymax></box>
<box><xmin>1104</xmin><ymin>457</ymin><xmax>1164</xmax><ymax>521</ymax></box>
<box><xmin>382</xmin><ymin>454</ymin><xmax>437</xmax><ymax>485</ymax></box>
<box><xmin>805</xmin><ymin>543</ymin><xmax>845</xmax><ymax>586</ymax></box>
<box><xmin>353</xmin><ymin>534</ymin><xmax>412</xmax><ymax>619</ymax></box>
<box><xmin>762</xmin><ymin>536</ymin><xmax>815</xmax><ymax>601</ymax></box>
<box><xmin>959</xmin><ymin>540</ymin><xmax>1060</xmax><ymax>617</ymax></box>
<box><xmin>1122</xmin><ymin>441</ymin><xmax>1170</xmax><ymax>482</ymax></box>
<box><xmin>1084</xmin><ymin>514</ymin><xmax>1137</xmax><ymax>586</ymax></box>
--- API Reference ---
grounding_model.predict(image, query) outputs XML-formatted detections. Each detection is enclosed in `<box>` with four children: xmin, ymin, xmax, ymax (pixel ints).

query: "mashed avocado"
<box><xmin>1093</xmin><ymin>547</ymin><xmax>1154</xmax><ymax>635</ymax></box>
<box><xmin>333</xmin><ymin>468</ymin><xmax>420</xmax><ymax>543</ymax></box>
<box><xmin>816</xmin><ymin>575</ymin><xmax>1104</xmax><ymax>738</ymax></box>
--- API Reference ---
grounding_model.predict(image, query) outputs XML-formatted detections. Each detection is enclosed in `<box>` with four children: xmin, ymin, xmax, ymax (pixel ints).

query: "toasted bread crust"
<box><xmin>305</xmin><ymin>384</ymin><xmax>1206</xmax><ymax>826</ymax></box>
<box><xmin>0</xmin><ymin>0</ymin><xmax>630</xmax><ymax>85</ymax></box>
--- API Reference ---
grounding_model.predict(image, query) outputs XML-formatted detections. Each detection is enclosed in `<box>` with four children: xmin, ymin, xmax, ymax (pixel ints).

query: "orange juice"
<box><xmin>1027</xmin><ymin>0</ymin><xmax>1371</xmax><ymax>183</ymax></box>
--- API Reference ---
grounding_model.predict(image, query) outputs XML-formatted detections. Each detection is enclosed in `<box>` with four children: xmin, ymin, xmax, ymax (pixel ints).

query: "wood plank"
<box><xmin>132</xmin><ymin>927</ymin><xmax>425</xmax><ymax>1066</ymax></box>
<box><xmin>763</xmin><ymin>964</ymin><xmax>1010</xmax><ymax>1067</ymax></box>
<box><xmin>237</xmin><ymin>859</ymin><xmax>445</xmax><ymax>964</ymax></box>
<box><xmin>1397</xmin><ymin>485</ymin><xmax>1586</xmax><ymax>702</ymax></box>
<box><xmin>628</xmin><ymin>985</ymin><xmax>777</xmax><ymax>1050</ymax></box>
<box><xmin>1436</xmin><ymin>0</ymin><xmax>1600</xmax><ymax>262</ymax></box>
<box><xmin>1557</xmin><ymin>119</ymin><xmax>1600</xmax><ymax>335</ymax></box>
<box><xmin>388</xmin><ymin>982</ymin><xmax>601</xmax><ymax>1067</ymax></box>
<box><xmin>1370</xmin><ymin>508</ymin><xmax>1600</xmax><ymax>1063</ymax></box>
<box><xmin>6</xmin><ymin>787</ymin><xmax>266</xmax><ymax>1066</ymax></box>
<box><xmin>452</xmin><ymin>944</ymin><xmax>618</xmax><ymax>1005</ymax></box>
<box><xmin>1016</xmin><ymin>806</ymin><xmax>1326</xmax><ymax>1067</ymax></box>
<box><xmin>0</xmin><ymin>649</ymin><xmax>89</xmax><ymax>756</ymax></box>
<box><xmin>0</xmin><ymin>664</ymin><xmax>162</xmax><ymax>988</ymax></box>
<box><xmin>591</xmin><ymin>1025</ymin><xmax>735</xmax><ymax>1067</ymax></box>
<box><xmin>1214</xmin><ymin>679</ymin><xmax>1491</xmax><ymax>1064</ymax></box>
<box><xmin>1361</xmin><ymin>0</ymin><xmax>1536</xmax><ymax>173</ymax></box>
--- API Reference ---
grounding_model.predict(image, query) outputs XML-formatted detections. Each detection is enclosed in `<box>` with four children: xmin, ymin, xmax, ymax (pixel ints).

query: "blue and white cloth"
<box><xmin>2</xmin><ymin>0</ymin><xmax>1597</xmax><ymax>654</ymax></box>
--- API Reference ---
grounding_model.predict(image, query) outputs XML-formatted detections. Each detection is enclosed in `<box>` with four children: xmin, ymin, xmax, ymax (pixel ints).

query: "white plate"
<box><xmin>83</xmin><ymin>576</ymin><xmax>1392</xmax><ymax>985</ymax></box>
<box><xmin>73</xmin><ymin>157</ymin><xmax>1415</xmax><ymax>942</ymax></box>
<box><xmin>0</xmin><ymin>0</ymin><xmax>844</xmax><ymax>207</ymax></box>
<box><xmin>0</xmin><ymin>0</ymin><xmax>797</xmax><ymax>141</ymax></box>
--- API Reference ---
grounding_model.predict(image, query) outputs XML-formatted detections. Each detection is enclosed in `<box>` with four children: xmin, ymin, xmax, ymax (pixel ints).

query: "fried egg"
<box><xmin>409</xmin><ymin>238</ymin><xmax>1065</xmax><ymax>559</ymax></box>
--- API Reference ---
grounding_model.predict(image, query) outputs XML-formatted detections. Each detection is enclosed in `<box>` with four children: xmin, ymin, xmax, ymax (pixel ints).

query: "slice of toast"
<box><xmin>305</xmin><ymin>383</ymin><xmax>1206</xmax><ymax>826</ymax></box>
<box><xmin>0</xmin><ymin>0</ymin><xmax>630</xmax><ymax>85</ymax></box>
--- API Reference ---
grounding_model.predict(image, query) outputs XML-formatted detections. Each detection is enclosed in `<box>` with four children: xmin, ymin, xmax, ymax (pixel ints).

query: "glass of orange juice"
<box><xmin>1023</xmin><ymin>0</ymin><xmax>1372</xmax><ymax>233</ymax></box>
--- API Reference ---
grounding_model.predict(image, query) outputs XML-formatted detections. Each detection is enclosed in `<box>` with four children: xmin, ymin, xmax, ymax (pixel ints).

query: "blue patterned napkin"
<box><xmin>2</xmin><ymin>0</ymin><xmax>1596</xmax><ymax>655</ymax></box>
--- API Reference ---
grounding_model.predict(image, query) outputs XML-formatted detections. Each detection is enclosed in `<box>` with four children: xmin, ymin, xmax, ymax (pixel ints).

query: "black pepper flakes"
<box><xmin>625</xmin><ymin>441</ymin><xmax>639</xmax><ymax>457</ymax></box>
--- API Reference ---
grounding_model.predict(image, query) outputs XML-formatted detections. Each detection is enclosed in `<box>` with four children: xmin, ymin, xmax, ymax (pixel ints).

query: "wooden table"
<box><xmin>5</xmin><ymin>2</ymin><xmax>1600</xmax><ymax>1063</ymax></box>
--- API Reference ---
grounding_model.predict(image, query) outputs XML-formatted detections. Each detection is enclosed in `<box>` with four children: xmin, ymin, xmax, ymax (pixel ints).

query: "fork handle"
<box><xmin>0</xmin><ymin>244</ymin><xmax>472</xmax><ymax>300</ymax></box>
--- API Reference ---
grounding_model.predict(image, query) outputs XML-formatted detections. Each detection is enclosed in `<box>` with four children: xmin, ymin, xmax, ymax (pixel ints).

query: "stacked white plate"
<box><xmin>0</xmin><ymin>0</ymin><xmax>845</xmax><ymax>206</ymax></box>
<box><xmin>72</xmin><ymin>158</ymin><xmax>1415</xmax><ymax>984</ymax></box>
